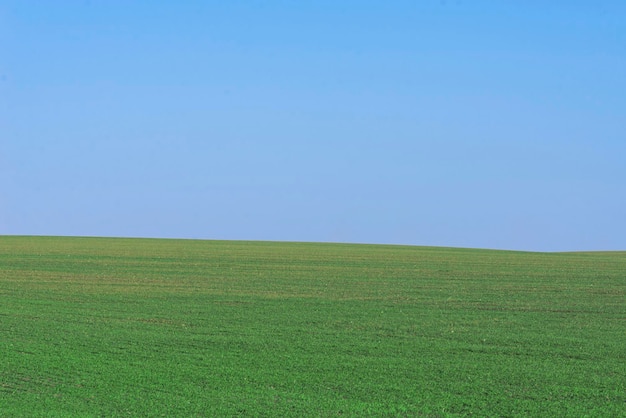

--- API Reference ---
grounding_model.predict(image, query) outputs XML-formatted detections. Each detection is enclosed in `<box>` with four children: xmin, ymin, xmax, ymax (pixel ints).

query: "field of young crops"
<box><xmin>1</xmin><ymin>236</ymin><xmax>624</xmax><ymax>416</ymax></box>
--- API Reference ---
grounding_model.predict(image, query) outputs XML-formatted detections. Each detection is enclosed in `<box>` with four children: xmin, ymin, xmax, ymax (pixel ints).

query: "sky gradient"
<box><xmin>2</xmin><ymin>1</ymin><xmax>625</xmax><ymax>251</ymax></box>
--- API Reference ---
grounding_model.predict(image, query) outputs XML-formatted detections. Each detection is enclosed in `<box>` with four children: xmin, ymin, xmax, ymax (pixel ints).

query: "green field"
<box><xmin>1</xmin><ymin>236</ymin><xmax>624</xmax><ymax>416</ymax></box>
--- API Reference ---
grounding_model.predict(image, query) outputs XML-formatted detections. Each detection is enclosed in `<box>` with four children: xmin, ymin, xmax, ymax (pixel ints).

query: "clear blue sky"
<box><xmin>2</xmin><ymin>1</ymin><xmax>625</xmax><ymax>251</ymax></box>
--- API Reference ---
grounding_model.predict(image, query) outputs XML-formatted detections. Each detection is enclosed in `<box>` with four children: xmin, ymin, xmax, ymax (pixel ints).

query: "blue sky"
<box><xmin>2</xmin><ymin>1</ymin><xmax>625</xmax><ymax>251</ymax></box>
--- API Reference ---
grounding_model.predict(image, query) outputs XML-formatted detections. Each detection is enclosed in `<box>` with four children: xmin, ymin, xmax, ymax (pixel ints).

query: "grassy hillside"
<box><xmin>1</xmin><ymin>236</ymin><xmax>624</xmax><ymax>416</ymax></box>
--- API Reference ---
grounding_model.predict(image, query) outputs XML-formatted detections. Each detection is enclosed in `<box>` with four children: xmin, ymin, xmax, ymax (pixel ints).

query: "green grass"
<box><xmin>1</xmin><ymin>236</ymin><xmax>624</xmax><ymax>416</ymax></box>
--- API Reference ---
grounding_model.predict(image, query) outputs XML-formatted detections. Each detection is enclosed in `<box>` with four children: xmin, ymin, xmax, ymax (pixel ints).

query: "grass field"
<box><xmin>1</xmin><ymin>236</ymin><xmax>624</xmax><ymax>416</ymax></box>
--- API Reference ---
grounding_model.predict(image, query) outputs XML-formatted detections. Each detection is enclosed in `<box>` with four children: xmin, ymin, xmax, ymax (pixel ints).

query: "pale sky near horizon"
<box><xmin>1</xmin><ymin>1</ymin><xmax>625</xmax><ymax>251</ymax></box>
